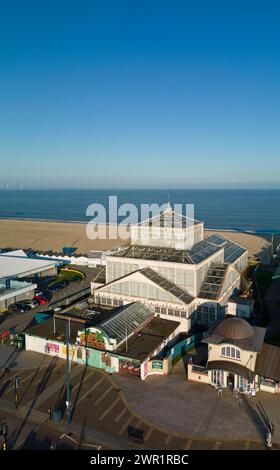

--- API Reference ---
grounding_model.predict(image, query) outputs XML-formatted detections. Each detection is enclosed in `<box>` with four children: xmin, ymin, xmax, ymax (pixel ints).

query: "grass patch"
<box><xmin>48</xmin><ymin>268</ymin><xmax>84</xmax><ymax>286</ymax></box>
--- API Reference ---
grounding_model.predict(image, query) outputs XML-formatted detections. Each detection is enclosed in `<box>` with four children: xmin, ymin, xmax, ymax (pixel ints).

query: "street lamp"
<box><xmin>65</xmin><ymin>320</ymin><xmax>72</xmax><ymax>424</ymax></box>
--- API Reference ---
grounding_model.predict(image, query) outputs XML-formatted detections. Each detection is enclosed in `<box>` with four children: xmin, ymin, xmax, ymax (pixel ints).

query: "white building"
<box><xmin>91</xmin><ymin>208</ymin><xmax>248</xmax><ymax>334</ymax></box>
<box><xmin>0</xmin><ymin>249</ymin><xmax>59</xmax><ymax>311</ymax></box>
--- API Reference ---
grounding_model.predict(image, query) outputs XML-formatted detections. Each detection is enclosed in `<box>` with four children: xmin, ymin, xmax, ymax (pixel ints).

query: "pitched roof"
<box><xmin>255</xmin><ymin>343</ymin><xmax>280</xmax><ymax>381</ymax></box>
<box><xmin>199</xmin><ymin>263</ymin><xmax>229</xmax><ymax>300</ymax></box>
<box><xmin>140</xmin><ymin>267</ymin><xmax>193</xmax><ymax>305</ymax></box>
<box><xmin>137</xmin><ymin>207</ymin><xmax>201</xmax><ymax>228</ymax></box>
<box><xmin>99</xmin><ymin>302</ymin><xmax>153</xmax><ymax>345</ymax></box>
<box><xmin>205</xmin><ymin>234</ymin><xmax>247</xmax><ymax>263</ymax></box>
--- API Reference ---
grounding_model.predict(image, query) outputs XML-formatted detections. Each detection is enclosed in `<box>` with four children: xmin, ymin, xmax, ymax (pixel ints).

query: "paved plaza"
<box><xmin>114</xmin><ymin>359</ymin><xmax>280</xmax><ymax>445</ymax></box>
<box><xmin>0</xmin><ymin>347</ymin><xmax>279</xmax><ymax>450</ymax></box>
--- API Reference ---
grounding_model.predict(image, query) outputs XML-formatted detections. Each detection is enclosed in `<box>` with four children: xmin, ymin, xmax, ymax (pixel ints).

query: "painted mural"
<box><xmin>78</xmin><ymin>329</ymin><xmax>106</xmax><ymax>350</ymax></box>
<box><xmin>45</xmin><ymin>342</ymin><xmax>59</xmax><ymax>354</ymax></box>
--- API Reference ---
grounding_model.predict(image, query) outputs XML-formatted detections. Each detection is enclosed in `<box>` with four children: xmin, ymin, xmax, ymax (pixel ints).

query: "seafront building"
<box><xmin>188</xmin><ymin>316</ymin><xmax>280</xmax><ymax>394</ymax></box>
<box><xmin>0</xmin><ymin>249</ymin><xmax>59</xmax><ymax>312</ymax></box>
<box><xmin>92</xmin><ymin>207</ymin><xmax>248</xmax><ymax>332</ymax></box>
<box><xmin>23</xmin><ymin>208</ymin><xmax>280</xmax><ymax>391</ymax></box>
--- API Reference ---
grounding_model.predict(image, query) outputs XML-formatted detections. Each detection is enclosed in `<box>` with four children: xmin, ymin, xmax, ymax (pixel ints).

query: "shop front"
<box><xmin>208</xmin><ymin>361</ymin><xmax>255</xmax><ymax>392</ymax></box>
<box><xmin>119</xmin><ymin>358</ymin><xmax>141</xmax><ymax>377</ymax></box>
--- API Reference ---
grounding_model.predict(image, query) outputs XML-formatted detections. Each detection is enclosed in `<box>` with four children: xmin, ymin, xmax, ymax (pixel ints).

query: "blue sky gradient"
<box><xmin>0</xmin><ymin>0</ymin><xmax>280</xmax><ymax>189</ymax></box>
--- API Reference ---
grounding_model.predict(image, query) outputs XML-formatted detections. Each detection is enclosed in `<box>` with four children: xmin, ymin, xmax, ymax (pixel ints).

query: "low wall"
<box><xmin>187</xmin><ymin>361</ymin><xmax>210</xmax><ymax>384</ymax></box>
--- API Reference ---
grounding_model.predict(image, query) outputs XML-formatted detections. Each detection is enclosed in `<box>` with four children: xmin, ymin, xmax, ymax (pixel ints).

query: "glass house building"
<box><xmin>92</xmin><ymin>207</ymin><xmax>248</xmax><ymax>333</ymax></box>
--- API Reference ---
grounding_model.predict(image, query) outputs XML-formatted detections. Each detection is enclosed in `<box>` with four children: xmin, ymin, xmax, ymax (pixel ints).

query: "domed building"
<box><xmin>187</xmin><ymin>315</ymin><xmax>278</xmax><ymax>394</ymax></box>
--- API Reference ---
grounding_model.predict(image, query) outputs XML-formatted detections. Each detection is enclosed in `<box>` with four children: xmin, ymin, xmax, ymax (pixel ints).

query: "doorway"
<box><xmin>227</xmin><ymin>373</ymin><xmax>235</xmax><ymax>389</ymax></box>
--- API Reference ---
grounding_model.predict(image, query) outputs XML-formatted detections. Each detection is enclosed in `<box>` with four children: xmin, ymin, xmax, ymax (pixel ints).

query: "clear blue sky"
<box><xmin>0</xmin><ymin>0</ymin><xmax>280</xmax><ymax>189</ymax></box>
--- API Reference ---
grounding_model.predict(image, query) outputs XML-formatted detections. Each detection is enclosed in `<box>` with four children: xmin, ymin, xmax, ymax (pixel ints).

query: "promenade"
<box><xmin>0</xmin><ymin>346</ymin><xmax>278</xmax><ymax>450</ymax></box>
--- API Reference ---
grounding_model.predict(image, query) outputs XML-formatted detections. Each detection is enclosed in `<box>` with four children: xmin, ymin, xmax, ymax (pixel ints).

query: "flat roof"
<box><xmin>0</xmin><ymin>251</ymin><xmax>58</xmax><ymax>279</ymax></box>
<box><xmin>228</xmin><ymin>296</ymin><xmax>253</xmax><ymax>305</ymax></box>
<box><xmin>25</xmin><ymin>317</ymin><xmax>82</xmax><ymax>343</ymax></box>
<box><xmin>114</xmin><ymin>317</ymin><xmax>180</xmax><ymax>361</ymax></box>
<box><xmin>55</xmin><ymin>301</ymin><xmax>114</xmax><ymax>326</ymax></box>
<box><xmin>25</xmin><ymin>308</ymin><xmax>179</xmax><ymax>363</ymax></box>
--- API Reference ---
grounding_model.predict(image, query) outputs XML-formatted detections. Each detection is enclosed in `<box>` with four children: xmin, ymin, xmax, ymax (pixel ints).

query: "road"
<box><xmin>0</xmin><ymin>411</ymin><xmax>102</xmax><ymax>450</ymax></box>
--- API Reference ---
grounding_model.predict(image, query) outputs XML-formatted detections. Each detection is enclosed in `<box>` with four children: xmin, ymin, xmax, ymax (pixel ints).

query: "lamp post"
<box><xmin>65</xmin><ymin>321</ymin><xmax>71</xmax><ymax>425</ymax></box>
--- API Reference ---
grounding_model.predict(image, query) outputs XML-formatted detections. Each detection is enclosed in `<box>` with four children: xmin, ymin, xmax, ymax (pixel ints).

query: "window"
<box><xmin>155</xmin><ymin>307</ymin><xmax>160</xmax><ymax>314</ymax></box>
<box><xmin>211</xmin><ymin>370</ymin><xmax>224</xmax><ymax>386</ymax></box>
<box><xmin>168</xmin><ymin>309</ymin><xmax>174</xmax><ymax>316</ymax></box>
<box><xmin>221</xmin><ymin>346</ymin><xmax>240</xmax><ymax>360</ymax></box>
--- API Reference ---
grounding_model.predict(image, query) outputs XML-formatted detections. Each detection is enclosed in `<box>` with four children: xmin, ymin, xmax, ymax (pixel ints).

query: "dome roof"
<box><xmin>216</xmin><ymin>317</ymin><xmax>254</xmax><ymax>340</ymax></box>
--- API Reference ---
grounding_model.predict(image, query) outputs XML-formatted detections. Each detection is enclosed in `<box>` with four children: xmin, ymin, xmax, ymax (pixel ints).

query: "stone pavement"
<box><xmin>114</xmin><ymin>362</ymin><xmax>280</xmax><ymax>446</ymax></box>
<box><xmin>0</xmin><ymin>349</ymin><xmax>279</xmax><ymax>450</ymax></box>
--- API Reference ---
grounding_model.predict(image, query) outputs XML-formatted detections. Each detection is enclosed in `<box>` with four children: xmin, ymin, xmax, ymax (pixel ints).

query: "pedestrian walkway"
<box><xmin>1</xmin><ymin>356</ymin><xmax>280</xmax><ymax>450</ymax></box>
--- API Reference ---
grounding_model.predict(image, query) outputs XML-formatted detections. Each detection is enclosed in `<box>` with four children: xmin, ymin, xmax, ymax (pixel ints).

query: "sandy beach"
<box><xmin>0</xmin><ymin>218</ymin><xmax>271</xmax><ymax>258</ymax></box>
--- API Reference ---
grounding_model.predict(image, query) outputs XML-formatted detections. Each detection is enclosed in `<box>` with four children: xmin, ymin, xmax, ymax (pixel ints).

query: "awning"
<box><xmin>207</xmin><ymin>360</ymin><xmax>255</xmax><ymax>381</ymax></box>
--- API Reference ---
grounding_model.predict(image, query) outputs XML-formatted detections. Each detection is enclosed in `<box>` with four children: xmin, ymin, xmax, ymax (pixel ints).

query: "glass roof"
<box><xmin>141</xmin><ymin>267</ymin><xmax>193</xmax><ymax>304</ymax></box>
<box><xmin>138</xmin><ymin>208</ymin><xmax>201</xmax><ymax>228</ymax></box>
<box><xmin>206</xmin><ymin>234</ymin><xmax>246</xmax><ymax>263</ymax></box>
<box><xmin>100</xmin><ymin>302</ymin><xmax>153</xmax><ymax>345</ymax></box>
<box><xmin>111</xmin><ymin>239</ymin><xmax>222</xmax><ymax>265</ymax></box>
<box><xmin>199</xmin><ymin>263</ymin><xmax>229</xmax><ymax>300</ymax></box>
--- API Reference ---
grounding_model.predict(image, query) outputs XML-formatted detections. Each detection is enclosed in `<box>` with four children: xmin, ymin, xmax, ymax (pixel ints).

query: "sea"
<box><xmin>0</xmin><ymin>189</ymin><xmax>280</xmax><ymax>234</ymax></box>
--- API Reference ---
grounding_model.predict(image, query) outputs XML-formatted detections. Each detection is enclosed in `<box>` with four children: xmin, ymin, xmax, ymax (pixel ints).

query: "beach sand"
<box><xmin>0</xmin><ymin>218</ymin><xmax>271</xmax><ymax>258</ymax></box>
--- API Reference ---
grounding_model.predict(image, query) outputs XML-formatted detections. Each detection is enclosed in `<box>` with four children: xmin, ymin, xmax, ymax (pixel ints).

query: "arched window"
<box><xmin>221</xmin><ymin>346</ymin><xmax>240</xmax><ymax>360</ymax></box>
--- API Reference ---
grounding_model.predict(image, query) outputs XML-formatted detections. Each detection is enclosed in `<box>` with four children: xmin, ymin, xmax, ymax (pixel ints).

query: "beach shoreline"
<box><xmin>0</xmin><ymin>218</ymin><xmax>272</xmax><ymax>258</ymax></box>
<box><xmin>0</xmin><ymin>216</ymin><xmax>275</xmax><ymax>236</ymax></box>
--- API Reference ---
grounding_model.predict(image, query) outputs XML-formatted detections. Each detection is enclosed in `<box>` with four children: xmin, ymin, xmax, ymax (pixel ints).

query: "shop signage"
<box><xmin>152</xmin><ymin>360</ymin><xmax>163</xmax><ymax>370</ymax></box>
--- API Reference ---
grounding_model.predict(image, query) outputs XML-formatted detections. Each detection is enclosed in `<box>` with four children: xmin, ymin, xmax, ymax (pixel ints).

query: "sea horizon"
<box><xmin>1</xmin><ymin>188</ymin><xmax>280</xmax><ymax>234</ymax></box>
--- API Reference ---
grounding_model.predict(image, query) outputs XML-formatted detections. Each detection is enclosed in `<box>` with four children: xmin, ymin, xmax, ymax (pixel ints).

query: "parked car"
<box><xmin>34</xmin><ymin>289</ymin><xmax>44</xmax><ymax>297</ymax></box>
<box><xmin>71</xmin><ymin>276</ymin><xmax>82</xmax><ymax>282</ymax></box>
<box><xmin>22</xmin><ymin>300</ymin><xmax>39</xmax><ymax>309</ymax></box>
<box><xmin>33</xmin><ymin>295</ymin><xmax>48</xmax><ymax>305</ymax></box>
<box><xmin>8</xmin><ymin>303</ymin><xmax>24</xmax><ymax>313</ymax></box>
<box><xmin>8</xmin><ymin>302</ymin><xmax>30</xmax><ymax>313</ymax></box>
<box><xmin>48</xmin><ymin>284</ymin><xmax>61</xmax><ymax>292</ymax></box>
<box><xmin>58</xmin><ymin>281</ymin><xmax>69</xmax><ymax>288</ymax></box>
